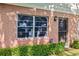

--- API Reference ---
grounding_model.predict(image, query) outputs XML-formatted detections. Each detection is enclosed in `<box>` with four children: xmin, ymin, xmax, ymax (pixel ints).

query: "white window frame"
<box><xmin>16</xmin><ymin>14</ymin><xmax>48</xmax><ymax>39</ymax></box>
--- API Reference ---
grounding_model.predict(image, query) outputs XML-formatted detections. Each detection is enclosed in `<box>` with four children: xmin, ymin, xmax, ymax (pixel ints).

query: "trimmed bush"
<box><xmin>18</xmin><ymin>45</ymin><xmax>32</xmax><ymax>56</ymax></box>
<box><xmin>48</xmin><ymin>42</ymin><xmax>64</xmax><ymax>55</ymax></box>
<box><xmin>72</xmin><ymin>40</ymin><xmax>79</xmax><ymax>49</ymax></box>
<box><xmin>0</xmin><ymin>48</ymin><xmax>12</xmax><ymax>56</ymax></box>
<box><xmin>54</xmin><ymin>42</ymin><xmax>65</xmax><ymax>55</ymax></box>
<box><xmin>48</xmin><ymin>43</ymin><xmax>56</xmax><ymax>55</ymax></box>
<box><xmin>11</xmin><ymin>47</ymin><xmax>20</xmax><ymax>56</ymax></box>
<box><xmin>31</xmin><ymin>44</ymin><xmax>49</xmax><ymax>56</ymax></box>
<box><xmin>0</xmin><ymin>42</ymin><xmax>65</xmax><ymax>56</ymax></box>
<box><xmin>11</xmin><ymin>45</ymin><xmax>32</xmax><ymax>56</ymax></box>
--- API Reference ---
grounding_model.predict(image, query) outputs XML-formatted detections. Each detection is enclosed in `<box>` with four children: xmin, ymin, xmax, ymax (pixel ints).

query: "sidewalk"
<box><xmin>63</xmin><ymin>48</ymin><xmax>79</xmax><ymax>56</ymax></box>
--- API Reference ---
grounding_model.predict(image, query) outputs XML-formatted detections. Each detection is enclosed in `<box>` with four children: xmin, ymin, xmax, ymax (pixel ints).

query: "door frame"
<box><xmin>58</xmin><ymin>17</ymin><xmax>68</xmax><ymax>42</ymax></box>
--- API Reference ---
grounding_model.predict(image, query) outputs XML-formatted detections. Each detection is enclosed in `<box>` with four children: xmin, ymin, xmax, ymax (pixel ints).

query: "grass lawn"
<box><xmin>62</xmin><ymin>48</ymin><xmax>79</xmax><ymax>56</ymax></box>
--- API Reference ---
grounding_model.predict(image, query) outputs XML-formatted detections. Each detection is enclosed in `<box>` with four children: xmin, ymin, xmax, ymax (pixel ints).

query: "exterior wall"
<box><xmin>0</xmin><ymin>3</ymin><xmax>79</xmax><ymax>48</ymax></box>
<box><xmin>53</xmin><ymin>11</ymin><xmax>79</xmax><ymax>45</ymax></box>
<box><xmin>0</xmin><ymin>4</ymin><xmax>51</xmax><ymax>48</ymax></box>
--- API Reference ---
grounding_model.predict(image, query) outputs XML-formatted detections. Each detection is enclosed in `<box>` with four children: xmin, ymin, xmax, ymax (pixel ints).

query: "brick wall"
<box><xmin>0</xmin><ymin>3</ymin><xmax>79</xmax><ymax>48</ymax></box>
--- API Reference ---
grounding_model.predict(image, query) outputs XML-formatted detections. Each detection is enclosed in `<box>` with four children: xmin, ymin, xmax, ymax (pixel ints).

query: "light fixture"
<box><xmin>54</xmin><ymin>16</ymin><xmax>58</xmax><ymax>21</ymax></box>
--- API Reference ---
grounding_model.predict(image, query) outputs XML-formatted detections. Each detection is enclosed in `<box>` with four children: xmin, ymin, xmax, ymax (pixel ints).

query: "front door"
<box><xmin>58</xmin><ymin>17</ymin><xmax>68</xmax><ymax>42</ymax></box>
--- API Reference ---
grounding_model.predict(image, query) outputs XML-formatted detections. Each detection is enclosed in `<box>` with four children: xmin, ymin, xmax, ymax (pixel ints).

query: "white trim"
<box><xmin>33</xmin><ymin>16</ymin><xmax>35</xmax><ymax>38</ymax></box>
<box><xmin>53</xmin><ymin>10</ymin><xmax>79</xmax><ymax>16</ymax></box>
<box><xmin>16</xmin><ymin>14</ymin><xmax>48</xmax><ymax>39</ymax></box>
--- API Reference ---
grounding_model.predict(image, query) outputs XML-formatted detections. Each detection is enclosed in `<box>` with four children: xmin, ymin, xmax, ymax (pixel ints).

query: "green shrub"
<box><xmin>54</xmin><ymin>42</ymin><xmax>64</xmax><ymax>55</ymax></box>
<box><xmin>0</xmin><ymin>42</ymin><xmax>65</xmax><ymax>56</ymax></box>
<box><xmin>48</xmin><ymin>42</ymin><xmax>64</xmax><ymax>55</ymax></box>
<box><xmin>48</xmin><ymin>43</ymin><xmax>56</xmax><ymax>55</ymax></box>
<box><xmin>11</xmin><ymin>47</ymin><xmax>20</xmax><ymax>56</ymax></box>
<box><xmin>31</xmin><ymin>44</ymin><xmax>49</xmax><ymax>56</ymax></box>
<box><xmin>18</xmin><ymin>46</ymin><xmax>29</xmax><ymax>56</ymax></box>
<box><xmin>31</xmin><ymin>42</ymin><xmax>64</xmax><ymax>56</ymax></box>
<box><xmin>19</xmin><ymin>45</ymin><xmax>32</xmax><ymax>56</ymax></box>
<box><xmin>0</xmin><ymin>48</ymin><xmax>12</xmax><ymax>56</ymax></box>
<box><xmin>72</xmin><ymin>40</ymin><xmax>79</xmax><ymax>49</ymax></box>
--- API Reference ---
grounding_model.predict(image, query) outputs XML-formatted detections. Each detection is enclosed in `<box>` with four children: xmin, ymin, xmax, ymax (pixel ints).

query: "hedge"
<box><xmin>72</xmin><ymin>40</ymin><xmax>79</xmax><ymax>49</ymax></box>
<box><xmin>0</xmin><ymin>42</ymin><xmax>64</xmax><ymax>56</ymax></box>
<box><xmin>54</xmin><ymin>42</ymin><xmax>65</xmax><ymax>55</ymax></box>
<box><xmin>31</xmin><ymin>44</ymin><xmax>49</xmax><ymax>56</ymax></box>
<box><xmin>0</xmin><ymin>48</ymin><xmax>12</xmax><ymax>56</ymax></box>
<box><xmin>11</xmin><ymin>45</ymin><xmax>32</xmax><ymax>56</ymax></box>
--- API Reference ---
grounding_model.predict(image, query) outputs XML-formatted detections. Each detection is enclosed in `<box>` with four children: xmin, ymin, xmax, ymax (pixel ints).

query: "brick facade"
<box><xmin>0</xmin><ymin>3</ymin><xmax>79</xmax><ymax>48</ymax></box>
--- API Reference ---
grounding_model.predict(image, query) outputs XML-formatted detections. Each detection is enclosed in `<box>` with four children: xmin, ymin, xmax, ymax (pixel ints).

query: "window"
<box><xmin>35</xmin><ymin>16</ymin><xmax>47</xmax><ymax>37</ymax></box>
<box><xmin>17</xmin><ymin>14</ymin><xmax>48</xmax><ymax>38</ymax></box>
<box><xmin>17</xmin><ymin>14</ymin><xmax>33</xmax><ymax>38</ymax></box>
<box><xmin>59</xmin><ymin>18</ymin><xmax>68</xmax><ymax>32</ymax></box>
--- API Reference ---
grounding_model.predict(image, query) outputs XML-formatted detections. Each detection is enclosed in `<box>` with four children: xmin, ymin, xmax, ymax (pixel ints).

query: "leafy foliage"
<box><xmin>0</xmin><ymin>42</ymin><xmax>64</xmax><ymax>56</ymax></box>
<box><xmin>72</xmin><ymin>40</ymin><xmax>79</xmax><ymax>49</ymax></box>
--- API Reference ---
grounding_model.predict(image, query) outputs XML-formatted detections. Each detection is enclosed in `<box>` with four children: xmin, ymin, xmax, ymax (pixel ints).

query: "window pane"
<box><xmin>25</xmin><ymin>27</ymin><xmax>33</xmax><ymax>37</ymax></box>
<box><xmin>17</xmin><ymin>14</ymin><xmax>33</xmax><ymax>38</ymax></box>
<box><xmin>18</xmin><ymin>27</ymin><xmax>25</xmax><ymax>38</ymax></box>
<box><xmin>18</xmin><ymin>21</ymin><xmax>33</xmax><ymax>27</ymax></box>
<box><xmin>18</xmin><ymin>32</ymin><xmax>25</xmax><ymax>38</ymax></box>
<box><xmin>35</xmin><ymin>16</ymin><xmax>48</xmax><ymax>37</ymax></box>
<box><xmin>35</xmin><ymin>16</ymin><xmax>47</xmax><ymax>21</ymax></box>
<box><xmin>39</xmin><ymin>31</ymin><xmax>47</xmax><ymax>37</ymax></box>
<box><xmin>42</xmin><ymin>27</ymin><xmax>47</xmax><ymax>31</ymax></box>
<box><xmin>35</xmin><ymin>27</ymin><xmax>47</xmax><ymax>31</ymax></box>
<box><xmin>35</xmin><ymin>27</ymin><xmax>42</xmax><ymax>31</ymax></box>
<box><xmin>25</xmin><ymin>27</ymin><xmax>33</xmax><ymax>32</ymax></box>
<box><xmin>35</xmin><ymin>27</ymin><xmax>47</xmax><ymax>37</ymax></box>
<box><xmin>18</xmin><ymin>14</ymin><xmax>33</xmax><ymax>21</ymax></box>
<box><xmin>18</xmin><ymin>27</ymin><xmax>33</xmax><ymax>38</ymax></box>
<box><xmin>35</xmin><ymin>21</ymin><xmax>47</xmax><ymax>26</ymax></box>
<box><xmin>59</xmin><ymin>18</ymin><xmax>68</xmax><ymax>32</ymax></box>
<box><xmin>35</xmin><ymin>31</ymin><xmax>47</xmax><ymax>37</ymax></box>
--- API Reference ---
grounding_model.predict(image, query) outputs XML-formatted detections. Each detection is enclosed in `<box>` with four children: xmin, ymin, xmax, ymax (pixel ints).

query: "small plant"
<box><xmin>72</xmin><ymin>40</ymin><xmax>79</xmax><ymax>49</ymax></box>
<box><xmin>48</xmin><ymin>42</ymin><xmax>65</xmax><ymax>55</ymax></box>
<box><xmin>54</xmin><ymin>42</ymin><xmax>65</xmax><ymax>55</ymax></box>
<box><xmin>48</xmin><ymin>43</ymin><xmax>56</xmax><ymax>55</ymax></box>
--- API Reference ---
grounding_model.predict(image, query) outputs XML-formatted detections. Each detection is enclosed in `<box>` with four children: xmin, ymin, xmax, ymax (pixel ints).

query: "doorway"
<box><xmin>58</xmin><ymin>17</ymin><xmax>68</xmax><ymax>42</ymax></box>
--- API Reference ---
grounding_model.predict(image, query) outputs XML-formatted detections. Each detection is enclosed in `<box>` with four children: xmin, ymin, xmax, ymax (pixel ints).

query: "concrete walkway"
<box><xmin>63</xmin><ymin>48</ymin><xmax>79</xmax><ymax>56</ymax></box>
